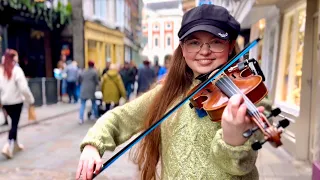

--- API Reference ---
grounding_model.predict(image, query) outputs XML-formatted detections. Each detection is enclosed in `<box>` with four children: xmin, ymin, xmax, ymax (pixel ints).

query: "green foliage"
<box><xmin>0</xmin><ymin>0</ymin><xmax>72</xmax><ymax>30</ymax></box>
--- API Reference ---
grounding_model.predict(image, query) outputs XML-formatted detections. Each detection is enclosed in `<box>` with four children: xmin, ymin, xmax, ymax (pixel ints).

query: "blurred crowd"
<box><xmin>54</xmin><ymin>54</ymin><xmax>172</xmax><ymax>124</ymax></box>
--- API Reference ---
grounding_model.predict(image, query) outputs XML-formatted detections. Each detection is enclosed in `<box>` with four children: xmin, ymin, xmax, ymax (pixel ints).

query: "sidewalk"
<box><xmin>0</xmin><ymin>103</ymin><xmax>80</xmax><ymax>134</ymax></box>
<box><xmin>257</xmin><ymin>143</ymin><xmax>312</xmax><ymax>179</ymax></box>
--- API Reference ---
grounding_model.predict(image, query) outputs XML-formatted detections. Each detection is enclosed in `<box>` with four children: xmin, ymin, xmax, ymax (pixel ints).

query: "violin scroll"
<box><xmin>242</xmin><ymin>107</ymin><xmax>290</xmax><ymax>151</ymax></box>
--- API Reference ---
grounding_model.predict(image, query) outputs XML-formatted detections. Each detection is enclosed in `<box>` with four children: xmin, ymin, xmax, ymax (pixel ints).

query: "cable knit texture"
<box><xmin>80</xmin><ymin>79</ymin><xmax>259</xmax><ymax>180</ymax></box>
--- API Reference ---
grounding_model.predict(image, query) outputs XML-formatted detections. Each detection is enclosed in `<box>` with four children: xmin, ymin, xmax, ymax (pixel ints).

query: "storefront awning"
<box><xmin>241</xmin><ymin>5</ymin><xmax>279</xmax><ymax>29</ymax></box>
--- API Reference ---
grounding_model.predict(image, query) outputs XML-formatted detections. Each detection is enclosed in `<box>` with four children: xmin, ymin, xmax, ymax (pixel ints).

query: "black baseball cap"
<box><xmin>178</xmin><ymin>4</ymin><xmax>241</xmax><ymax>41</ymax></box>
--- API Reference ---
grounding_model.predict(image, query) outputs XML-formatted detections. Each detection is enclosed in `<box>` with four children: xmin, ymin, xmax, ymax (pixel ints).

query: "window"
<box><xmin>105</xmin><ymin>44</ymin><xmax>111</xmax><ymax>63</ymax></box>
<box><xmin>153</xmin><ymin>24</ymin><xmax>159</xmax><ymax>31</ymax></box>
<box><xmin>154</xmin><ymin>37</ymin><xmax>158</xmax><ymax>47</ymax></box>
<box><xmin>142</xmin><ymin>36</ymin><xmax>148</xmax><ymax>47</ymax></box>
<box><xmin>94</xmin><ymin>0</ymin><xmax>107</xmax><ymax>19</ymax></box>
<box><xmin>165</xmin><ymin>23</ymin><xmax>172</xmax><ymax>30</ymax></box>
<box><xmin>167</xmin><ymin>36</ymin><xmax>171</xmax><ymax>46</ymax></box>
<box><xmin>276</xmin><ymin>4</ymin><xmax>306</xmax><ymax>110</ymax></box>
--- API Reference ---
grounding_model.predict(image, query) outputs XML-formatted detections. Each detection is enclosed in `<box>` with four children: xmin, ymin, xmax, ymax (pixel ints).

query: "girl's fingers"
<box><xmin>76</xmin><ymin>160</ymin><xmax>84</xmax><ymax>179</ymax></box>
<box><xmin>94</xmin><ymin>159</ymin><xmax>103</xmax><ymax>174</ymax></box>
<box><xmin>82</xmin><ymin>160</ymin><xmax>88</xmax><ymax>180</ymax></box>
<box><xmin>230</xmin><ymin>95</ymin><xmax>242</xmax><ymax>118</ymax></box>
<box><xmin>86</xmin><ymin>160</ymin><xmax>95</xmax><ymax>180</ymax></box>
<box><xmin>236</xmin><ymin>103</ymin><xmax>247</xmax><ymax>124</ymax></box>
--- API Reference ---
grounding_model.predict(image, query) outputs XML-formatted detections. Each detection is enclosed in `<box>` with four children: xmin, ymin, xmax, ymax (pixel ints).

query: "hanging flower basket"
<box><xmin>0</xmin><ymin>0</ymin><xmax>72</xmax><ymax>30</ymax></box>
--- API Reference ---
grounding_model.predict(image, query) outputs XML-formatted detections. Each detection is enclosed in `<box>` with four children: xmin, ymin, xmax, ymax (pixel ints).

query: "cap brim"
<box><xmin>179</xmin><ymin>25</ymin><xmax>229</xmax><ymax>41</ymax></box>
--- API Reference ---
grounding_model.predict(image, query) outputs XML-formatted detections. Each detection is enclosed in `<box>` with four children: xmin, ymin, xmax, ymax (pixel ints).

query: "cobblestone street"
<box><xmin>0</xmin><ymin>111</ymin><xmax>312</xmax><ymax>180</ymax></box>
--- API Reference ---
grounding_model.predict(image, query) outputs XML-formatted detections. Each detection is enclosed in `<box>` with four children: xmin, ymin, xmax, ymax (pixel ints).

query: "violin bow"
<box><xmin>92</xmin><ymin>37</ymin><xmax>262</xmax><ymax>179</ymax></box>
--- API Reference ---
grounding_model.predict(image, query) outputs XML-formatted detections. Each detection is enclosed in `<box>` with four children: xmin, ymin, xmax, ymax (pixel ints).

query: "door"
<box><xmin>310</xmin><ymin>11</ymin><xmax>320</xmax><ymax>162</ymax></box>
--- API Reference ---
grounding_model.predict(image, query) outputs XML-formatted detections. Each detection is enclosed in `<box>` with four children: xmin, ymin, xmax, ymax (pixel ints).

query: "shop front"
<box><xmin>240</xmin><ymin>0</ymin><xmax>320</xmax><ymax>166</ymax></box>
<box><xmin>84</xmin><ymin>21</ymin><xmax>125</xmax><ymax>72</ymax></box>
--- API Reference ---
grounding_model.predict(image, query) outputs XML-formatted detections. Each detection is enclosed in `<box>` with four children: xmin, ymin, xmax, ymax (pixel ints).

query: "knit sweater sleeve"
<box><xmin>211</xmin><ymin>128</ymin><xmax>258</xmax><ymax>176</ymax></box>
<box><xmin>80</xmin><ymin>85</ymin><xmax>161</xmax><ymax>156</ymax></box>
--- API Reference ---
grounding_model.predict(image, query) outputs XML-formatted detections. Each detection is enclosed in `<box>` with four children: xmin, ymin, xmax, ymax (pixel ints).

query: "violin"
<box><xmin>188</xmin><ymin>58</ymin><xmax>290</xmax><ymax>150</ymax></box>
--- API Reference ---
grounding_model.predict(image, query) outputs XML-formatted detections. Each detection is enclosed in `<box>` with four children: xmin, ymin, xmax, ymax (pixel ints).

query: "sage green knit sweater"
<box><xmin>80</xmin><ymin>80</ymin><xmax>259</xmax><ymax>180</ymax></box>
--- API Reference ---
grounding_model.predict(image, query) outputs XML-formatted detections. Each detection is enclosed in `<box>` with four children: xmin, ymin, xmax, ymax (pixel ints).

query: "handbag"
<box><xmin>28</xmin><ymin>105</ymin><xmax>37</xmax><ymax>121</ymax></box>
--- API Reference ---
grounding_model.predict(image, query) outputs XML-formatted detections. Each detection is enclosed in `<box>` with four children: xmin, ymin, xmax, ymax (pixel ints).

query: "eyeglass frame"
<box><xmin>182</xmin><ymin>39</ymin><xmax>230</xmax><ymax>53</ymax></box>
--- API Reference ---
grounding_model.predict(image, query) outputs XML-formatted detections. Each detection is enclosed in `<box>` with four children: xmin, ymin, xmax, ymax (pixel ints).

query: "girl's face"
<box><xmin>181</xmin><ymin>31</ymin><xmax>234</xmax><ymax>77</ymax></box>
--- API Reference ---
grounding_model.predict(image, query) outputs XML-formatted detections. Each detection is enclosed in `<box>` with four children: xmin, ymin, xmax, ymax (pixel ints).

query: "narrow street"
<box><xmin>0</xmin><ymin>111</ymin><xmax>312</xmax><ymax>180</ymax></box>
<box><xmin>0</xmin><ymin>112</ymin><xmax>139</xmax><ymax>180</ymax></box>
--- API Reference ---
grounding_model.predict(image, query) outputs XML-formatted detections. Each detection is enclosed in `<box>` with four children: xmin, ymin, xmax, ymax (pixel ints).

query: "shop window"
<box><xmin>276</xmin><ymin>4</ymin><xmax>306</xmax><ymax>110</ymax></box>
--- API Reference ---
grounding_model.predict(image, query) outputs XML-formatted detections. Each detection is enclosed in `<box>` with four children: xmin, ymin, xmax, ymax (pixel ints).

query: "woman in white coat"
<box><xmin>0</xmin><ymin>49</ymin><xmax>35</xmax><ymax>159</ymax></box>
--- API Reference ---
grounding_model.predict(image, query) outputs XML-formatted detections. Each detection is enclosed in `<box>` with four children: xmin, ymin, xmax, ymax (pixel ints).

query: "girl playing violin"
<box><xmin>76</xmin><ymin>4</ymin><xmax>264</xmax><ymax>180</ymax></box>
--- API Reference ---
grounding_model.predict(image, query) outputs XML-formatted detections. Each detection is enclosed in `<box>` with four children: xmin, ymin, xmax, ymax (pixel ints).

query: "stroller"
<box><xmin>87</xmin><ymin>91</ymin><xmax>106</xmax><ymax>119</ymax></box>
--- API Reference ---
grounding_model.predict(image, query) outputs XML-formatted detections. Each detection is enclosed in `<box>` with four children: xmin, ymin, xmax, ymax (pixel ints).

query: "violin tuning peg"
<box><xmin>277</xmin><ymin>118</ymin><xmax>290</xmax><ymax>129</ymax></box>
<box><xmin>251</xmin><ymin>140</ymin><xmax>266</xmax><ymax>151</ymax></box>
<box><xmin>267</xmin><ymin>108</ymin><xmax>281</xmax><ymax>119</ymax></box>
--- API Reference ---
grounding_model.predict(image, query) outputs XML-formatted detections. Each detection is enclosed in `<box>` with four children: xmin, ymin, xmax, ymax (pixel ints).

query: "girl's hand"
<box><xmin>221</xmin><ymin>94</ymin><xmax>264</xmax><ymax>146</ymax></box>
<box><xmin>76</xmin><ymin>145</ymin><xmax>103</xmax><ymax>180</ymax></box>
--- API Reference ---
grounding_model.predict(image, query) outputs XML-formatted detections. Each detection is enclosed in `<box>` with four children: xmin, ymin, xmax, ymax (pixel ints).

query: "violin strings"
<box><xmin>219</xmin><ymin>78</ymin><xmax>262</xmax><ymax>125</ymax></box>
<box><xmin>218</xmin><ymin>77</ymin><xmax>264</xmax><ymax>125</ymax></box>
<box><xmin>220</xmin><ymin>77</ymin><xmax>262</xmax><ymax>124</ymax></box>
<box><xmin>224</xmin><ymin>78</ymin><xmax>264</xmax><ymax>127</ymax></box>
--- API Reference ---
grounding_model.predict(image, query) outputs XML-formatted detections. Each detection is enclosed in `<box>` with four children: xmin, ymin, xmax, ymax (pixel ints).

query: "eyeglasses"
<box><xmin>184</xmin><ymin>39</ymin><xmax>229</xmax><ymax>53</ymax></box>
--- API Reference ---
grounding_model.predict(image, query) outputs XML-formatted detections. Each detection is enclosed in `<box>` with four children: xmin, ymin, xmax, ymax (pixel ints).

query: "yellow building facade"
<box><xmin>84</xmin><ymin>21</ymin><xmax>125</xmax><ymax>72</ymax></box>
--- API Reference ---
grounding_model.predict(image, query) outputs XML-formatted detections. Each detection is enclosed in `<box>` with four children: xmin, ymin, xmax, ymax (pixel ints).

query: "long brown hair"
<box><xmin>132</xmin><ymin>41</ymin><xmax>239</xmax><ymax>180</ymax></box>
<box><xmin>3</xmin><ymin>49</ymin><xmax>18</xmax><ymax>80</ymax></box>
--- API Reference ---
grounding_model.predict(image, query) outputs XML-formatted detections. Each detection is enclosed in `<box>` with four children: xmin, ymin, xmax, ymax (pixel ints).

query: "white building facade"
<box><xmin>141</xmin><ymin>0</ymin><xmax>183</xmax><ymax>66</ymax></box>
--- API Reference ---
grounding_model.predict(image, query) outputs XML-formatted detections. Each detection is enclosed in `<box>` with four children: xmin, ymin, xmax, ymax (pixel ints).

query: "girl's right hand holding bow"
<box><xmin>76</xmin><ymin>145</ymin><xmax>103</xmax><ymax>180</ymax></box>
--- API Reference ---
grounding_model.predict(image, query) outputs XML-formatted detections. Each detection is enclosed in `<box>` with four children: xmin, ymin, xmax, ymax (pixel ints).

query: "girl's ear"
<box><xmin>179</xmin><ymin>42</ymin><xmax>183</xmax><ymax>49</ymax></box>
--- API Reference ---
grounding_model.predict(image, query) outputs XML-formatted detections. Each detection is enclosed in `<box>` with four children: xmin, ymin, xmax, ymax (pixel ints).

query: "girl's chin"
<box><xmin>193</xmin><ymin>67</ymin><xmax>215</xmax><ymax>77</ymax></box>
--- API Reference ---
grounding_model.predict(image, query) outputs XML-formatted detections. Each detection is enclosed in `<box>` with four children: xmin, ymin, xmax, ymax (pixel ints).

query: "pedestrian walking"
<box><xmin>76</xmin><ymin>4</ymin><xmax>264</xmax><ymax>180</ymax></box>
<box><xmin>64</xmin><ymin>60</ymin><xmax>79</xmax><ymax>103</ymax></box>
<box><xmin>100</xmin><ymin>63</ymin><xmax>126</xmax><ymax>111</ymax></box>
<box><xmin>137</xmin><ymin>60</ymin><xmax>156</xmax><ymax>96</ymax></box>
<box><xmin>78</xmin><ymin>61</ymin><xmax>100</xmax><ymax>124</ymax></box>
<box><xmin>0</xmin><ymin>49</ymin><xmax>35</xmax><ymax>159</ymax></box>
